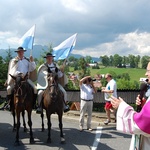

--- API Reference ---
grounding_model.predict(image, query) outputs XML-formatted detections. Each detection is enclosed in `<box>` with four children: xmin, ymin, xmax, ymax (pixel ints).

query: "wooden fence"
<box><xmin>67</xmin><ymin>90</ymin><xmax>140</xmax><ymax>104</ymax></box>
<box><xmin>0</xmin><ymin>90</ymin><xmax>140</xmax><ymax>104</ymax></box>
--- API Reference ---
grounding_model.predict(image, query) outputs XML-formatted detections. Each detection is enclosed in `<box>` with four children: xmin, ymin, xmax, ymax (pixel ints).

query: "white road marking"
<box><xmin>91</xmin><ymin>126</ymin><xmax>103</xmax><ymax>150</ymax></box>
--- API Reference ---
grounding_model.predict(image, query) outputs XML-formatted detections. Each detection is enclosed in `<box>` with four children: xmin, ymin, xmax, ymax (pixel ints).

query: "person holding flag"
<box><xmin>0</xmin><ymin>25</ymin><xmax>37</xmax><ymax>110</ymax></box>
<box><xmin>0</xmin><ymin>47</ymin><xmax>37</xmax><ymax>110</ymax></box>
<box><xmin>36</xmin><ymin>33</ymin><xmax>77</xmax><ymax>113</ymax></box>
<box><xmin>36</xmin><ymin>53</ymin><xmax>70</xmax><ymax>113</ymax></box>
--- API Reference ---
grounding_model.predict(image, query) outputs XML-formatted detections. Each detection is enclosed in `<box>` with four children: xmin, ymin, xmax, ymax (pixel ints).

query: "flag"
<box><xmin>19</xmin><ymin>24</ymin><xmax>36</xmax><ymax>50</ymax></box>
<box><xmin>53</xmin><ymin>33</ymin><xmax>77</xmax><ymax>61</ymax></box>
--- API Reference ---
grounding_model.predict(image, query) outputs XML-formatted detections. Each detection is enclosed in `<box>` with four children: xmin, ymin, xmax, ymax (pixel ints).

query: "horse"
<box><xmin>8</xmin><ymin>90</ymin><xmax>27</xmax><ymax>133</ymax></box>
<box><xmin>40</xmin><ymin>70</ymin><xmax>65</xmax><ymax>144</ymax></box>
<box><xmin>9</xmin><ymin>73</ymin><xmax>34</xmax><ymax>146</ymax></box>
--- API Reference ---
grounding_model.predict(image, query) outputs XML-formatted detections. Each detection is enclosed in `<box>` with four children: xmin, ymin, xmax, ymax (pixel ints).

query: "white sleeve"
<box><xmin>29</xmin><ymin>61</ymin><xmax>36</xmax><ymax>72</ymax></box>
<box><xmin>117</xmin><ymin>101</ymin><xmax>146</xmax><ymax>135</ymax></box>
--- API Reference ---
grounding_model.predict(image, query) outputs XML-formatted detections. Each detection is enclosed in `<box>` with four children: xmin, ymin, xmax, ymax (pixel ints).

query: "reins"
<box><xmin>14</xmin><ymin>80</ymin><xmax>28</xmax><ymax>103</ymax></box>
<box><xmin>47</xmin><ymin>73</ymin><xmax>59</xmax><ymax>96</ymax></box>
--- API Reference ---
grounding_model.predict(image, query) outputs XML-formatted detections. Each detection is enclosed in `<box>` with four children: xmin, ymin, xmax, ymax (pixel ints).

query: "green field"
<box><xmin>71</xmin><ymin>67</ymin><xmax>147</xmax><ymax>82</ymax></box>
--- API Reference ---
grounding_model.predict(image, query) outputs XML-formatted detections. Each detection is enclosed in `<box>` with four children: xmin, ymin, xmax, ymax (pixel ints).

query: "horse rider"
<box><xmin>0</xmin><ymin>46</ymin><xmax>37</xmax><ymax>110</ymax></box>
<box><xmin>36</xmin><ymin>52</ymin><xmax>70</xmax><ymax>113</ymax></box>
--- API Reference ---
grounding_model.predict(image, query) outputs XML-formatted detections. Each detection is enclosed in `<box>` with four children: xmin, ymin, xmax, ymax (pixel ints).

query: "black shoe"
<box><xmin>33</xmin><ymin>104</ymin><xmax>38</xmax><ymax>110</ymax></box>
<box><xmin>36</xmin><ymin>107</ymin><xmax>42</xmax><ymax>114</ymax></box>
<box><xmin>64</xmin><ymin>105</ymin><xmax>70</xmax><ymax>113</ymax></box>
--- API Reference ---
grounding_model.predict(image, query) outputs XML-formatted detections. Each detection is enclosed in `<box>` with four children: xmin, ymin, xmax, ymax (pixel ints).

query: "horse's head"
<box><xmin>47</xmin><ymin>72</ymin><xmax>58</xmax><ymax>86</ymax></box>
<box><xmin>10</xmin><ymin>73</ymin><xmax>28</xmax><ymax>87</ymax></box>
<box><xmin>9</xmin><ymin>73</ymin><xmax>28</xmax><ymax>97</ymax></box>
<box><xmin>47</xmin><ymin>71</ymin><xmax>59</xmax><ymax>98</ymax></box>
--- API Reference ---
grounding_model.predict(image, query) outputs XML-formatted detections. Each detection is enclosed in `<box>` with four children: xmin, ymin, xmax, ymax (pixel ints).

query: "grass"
<box><xmin>71</xmin><ymin>67</ymin><xmax>146</xmax><ymax>82</ymax></box>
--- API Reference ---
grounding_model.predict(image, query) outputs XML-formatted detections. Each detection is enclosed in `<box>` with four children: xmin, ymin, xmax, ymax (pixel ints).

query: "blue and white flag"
<box><xmin>53</xmin><ymin>33</ymin><xmax>77</xmax><ymax>61</ymax></box>
<box><xmin>19</xmin><ymin>24</ymin><xmax>36</xmax><ymax>50</ymax></box>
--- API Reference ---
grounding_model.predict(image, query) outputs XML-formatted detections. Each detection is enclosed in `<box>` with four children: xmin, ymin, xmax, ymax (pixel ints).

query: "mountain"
<box><xmin>0</xmin><ymin>45</ymin><xmax>100</xmax><ymax>62</ymax></box>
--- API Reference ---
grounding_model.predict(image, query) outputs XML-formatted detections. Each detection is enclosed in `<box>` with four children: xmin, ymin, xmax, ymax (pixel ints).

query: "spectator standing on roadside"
<box><xmin>79</xmin><ymin>76</ymin><xmax>97</xmax><ymax>132</ymax></box>
<box><xmin>101</xmin><ymin>73</ymin><xmax>117</xmax><ymax>125</ymax></box>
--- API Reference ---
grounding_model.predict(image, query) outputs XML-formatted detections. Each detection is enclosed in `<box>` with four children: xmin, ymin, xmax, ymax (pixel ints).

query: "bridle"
<box><xmin>47</xmin><ymin>73</ymin><xmax>59</xmax><ymax>96</ymax></box>
<box><xmin>14</xmin><ymin>76</ymin><xmax>27</xmax><ymax>103</ymax></box>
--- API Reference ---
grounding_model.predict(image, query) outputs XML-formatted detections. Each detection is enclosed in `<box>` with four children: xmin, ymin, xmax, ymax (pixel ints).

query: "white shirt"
<box><xmin>15</xmin><ymin>57</ymin><xmax>36</xmax><ymax>76</ymax></box>
<box><xmin>105</xmin><ymin>79</ymin><xmax>117</xmax><ymax>101</ymax></box>
<box><xmin>80</xmin><ymin>84</ymin><xmax>94</xmax><ymax>100</ymax></box>
<box><xmin>47</xmin><ymin>63</ymin><xmax>63</xmax><ymax>78</ymax></box>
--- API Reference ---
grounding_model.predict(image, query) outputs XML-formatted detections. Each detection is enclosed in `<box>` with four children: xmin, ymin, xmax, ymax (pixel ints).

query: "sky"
<box><xmin>1</xmin><ymin>0</ymin><xmax>150</xmax><ymax>57</ymax></box>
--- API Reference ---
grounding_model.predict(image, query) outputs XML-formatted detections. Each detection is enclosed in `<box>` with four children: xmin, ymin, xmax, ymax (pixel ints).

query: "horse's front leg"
<box><xmin>58</xmin><ymin>113</ymin><xmax>65</xmax><ymax>144</ymax></box>
<box><xmin>22</xmin><ymin>110</ymin><xmax>27</xmax><ymax>132</ymax></box>
<box><xmin>41</xmin><ymin>109</ymin><xmax>44</xmax><ymax>132</ymax></box>
<box><xmin>14</xmin><ymin>112</ymin><xmax>21</xmax><ymax>146</ymax></box>
<box><xmin>46</xmin><ymin>111</ymin><xmax>51</xmax><ymax>143</ymax></box>
<box><xmin>12</xmin><ymin>109</ymin><xmax>16</xmax><ymax>132</ymax></box>
<box><xmin>27</xmin><ymin>110</ymin><xmax>34</xmax><ymax>144</ymax></box>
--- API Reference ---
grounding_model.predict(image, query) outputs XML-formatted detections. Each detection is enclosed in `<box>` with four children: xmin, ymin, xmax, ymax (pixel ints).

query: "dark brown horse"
<box><xmin>40</xmin><ymin>71</ymin><xmax>65</xmax><ymax>143</ymax></box>
<box><xmin>10</xmin><ymin>73</ymin><xmax>34</xmax><ymax>146</ymax></box>
<box><xmin>8</xmin><ymin>91</ymin><xmax>27</xmax><ymax>133</ymax></box>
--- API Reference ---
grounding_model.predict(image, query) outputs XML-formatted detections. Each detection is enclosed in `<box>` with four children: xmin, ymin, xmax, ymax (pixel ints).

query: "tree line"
<box><xmin>100</xmin><ymin>54</ymin><xmax>150</xmax><ymax>68</ymax></box>
<box><xmin>0</xmin><ymin>47</ymin><xmax>150</xmax><ymax>90</ymax></box>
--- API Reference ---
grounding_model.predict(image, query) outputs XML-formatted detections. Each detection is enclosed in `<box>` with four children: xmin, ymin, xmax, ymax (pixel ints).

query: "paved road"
<box><xmin>0</xmin><ymin>110</ymin><xmax>131</xmax><ymax>150</ymax></box>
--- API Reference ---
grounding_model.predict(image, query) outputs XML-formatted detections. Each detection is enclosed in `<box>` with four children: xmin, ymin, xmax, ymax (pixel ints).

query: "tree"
<box><xmin>117</xmin><ymin>73</ymin><xmax>130</xmax><ymax>81</ymax></box>
<box><xmin>141</xmin><ymin>56</ymin><xmax>150</xmax><ymax>69</ymax></box>
<box><xmin>128</xmin><ymin>54</ymin><xmax>136</xmax><ymax>68</ymax></box>
<box><xmin>68</xmin><ymin>56</ymin><xmax>77</xmax><ymax>62</ymax></box>
<box><xmin>0</xmin><ymin>47</ymin><xmax>13</xmax><ymax>89</ymax></box>
<box><xmin>113</xmin><ymin>54</ymin><xmax>122</xmax><ymax>67</ymax></box>
<box><xmin>134</xmin><ymin>55</ymin><xmax>140</xmax><ymax>68</ymax></box>
<box><xmin>78</xmin><ymin>57</ymin><xmax>90</xmax><ymax>78</ymax></box>
<box><xmin>85</xmin><ymin>56</ymin><xmax>92</xmax><ymax>63</ymax></box>
<box><xmin>100</xmin><ymin>55</ymin><xmax>110</xmax><ymax>66</ymax></box>
<box><xmin>4</xmin><ymin>47</ymin><xmax>13</xmax><ymax>64</ymax></box>
<box><xmin>0</xmin><ymin>57</ymin><xmax>7</xmax><ymax>89</ymax></box>
<box><xmin>109</xmin><ymin>55</ymin><xmax>114</xmax><ymax>66</ymax></box>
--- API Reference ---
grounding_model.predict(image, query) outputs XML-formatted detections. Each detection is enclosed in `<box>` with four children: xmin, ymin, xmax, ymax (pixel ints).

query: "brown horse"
<box><xmin>40</xmin><ymin>71</ymin><xmax>65</xmax><ymax>143</ymax></box>
<box><xmin>10</xmin><ymin>73</ymin><xmax>34</xmax><ymax>146</ymax></box>
<box><xmin>7</xmin><ymin>91</ymin><xmax>27</xmax><ymax>133</ymax></box>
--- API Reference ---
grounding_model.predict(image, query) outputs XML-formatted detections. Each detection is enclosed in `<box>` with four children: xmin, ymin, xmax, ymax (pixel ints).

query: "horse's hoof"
<box><xmin>30</xmin><ymin>138</ymin><xmax>35</xmax><ymax>144</ymax></box>
<box><xmin>41</xmin><ymin>128</ymin><xmax>45</xmax><ymax>132</ymax></box>
<box><xmin>60</xmin><ymin>137</ymin><xmax>65</xmax><ymax>144</ymax></box>
<box><xmin>47</xmin><ymin>138</ymin><xmax>51</xmax><ymax>143</ymax></box>
<box><xmin>14</xmin><ymin>141</ymin><xmax>20</xmax><ymax>146</ymax></box>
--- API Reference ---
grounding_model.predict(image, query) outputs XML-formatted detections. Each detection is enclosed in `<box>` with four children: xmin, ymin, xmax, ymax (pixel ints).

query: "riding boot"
<box><xmin>64</xmin><ymin>101</ymin><xmax>70</xmax><ymax>113</ymax></box>
<box><xmin>33</xmin><ymin>94</ymin><xmax>37</xmax><ymax>109</ymax></box>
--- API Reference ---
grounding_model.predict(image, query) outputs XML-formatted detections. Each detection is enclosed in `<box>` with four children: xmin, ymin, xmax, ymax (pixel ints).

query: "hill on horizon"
<box><xmin>0</xmin><ymin>45</ymin><xmax>100</xmax><ymax>62</ymax></box>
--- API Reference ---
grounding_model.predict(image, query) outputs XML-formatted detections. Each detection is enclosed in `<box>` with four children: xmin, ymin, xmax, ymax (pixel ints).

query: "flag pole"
<box><xmin>30</xmin><ymin>24</ymin><xmax>36</xmax><ymax>57</ymax></box>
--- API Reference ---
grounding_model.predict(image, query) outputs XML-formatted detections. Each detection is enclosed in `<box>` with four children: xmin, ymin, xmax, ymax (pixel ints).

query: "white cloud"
<box><xmin>73</xmin><ymin>31</ymin><xmax>150</xmax><ymax>57</ymax></box>
<box><xmin>0</xmin><ymin>0</ymin><xmax>150</xmax><ymax>58</ymax></box>
<box><xmin>0</xmin><ymin>31</ymin><xmax>19</xmax><ymax>48</ymax></box>
<box><xmin>61</xmin><ymin>0</ymin><xmax>88</xmax><ymax>13</ymax></box>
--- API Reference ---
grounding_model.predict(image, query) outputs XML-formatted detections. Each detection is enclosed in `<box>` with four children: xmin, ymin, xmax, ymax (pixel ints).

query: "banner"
<box><xmin>19</xmin><ymin>24</ymin><xmax>36</xmax><ymax>50</ymax></box>
<box><xmin>53</xmin><ymin>33</ymin><xmax>77</xmax><ymax>60</ymax></box>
